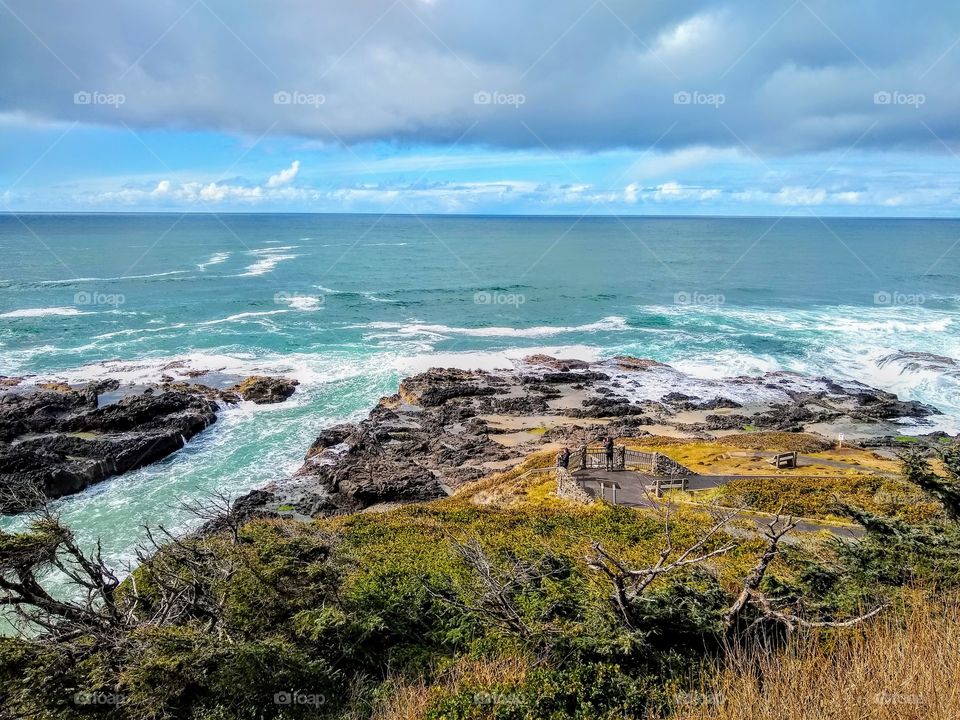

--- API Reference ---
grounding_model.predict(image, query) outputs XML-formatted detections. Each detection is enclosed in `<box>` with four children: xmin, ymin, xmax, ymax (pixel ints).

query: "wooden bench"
<box><xmin>652</xmin><ymin>477</ymin><xmax>687</xmax><ymax>497</ymax></box>
<box><xmin>769</xmin><ymin>451</ymin><xmax>798</xmax><ymax>469</ymax></box>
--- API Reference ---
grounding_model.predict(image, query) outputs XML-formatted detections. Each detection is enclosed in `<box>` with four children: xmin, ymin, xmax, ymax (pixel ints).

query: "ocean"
<box><xmin>2</xmin><ymin>212</ymin><xmax>959</xmax><ymax>573</ymax></box>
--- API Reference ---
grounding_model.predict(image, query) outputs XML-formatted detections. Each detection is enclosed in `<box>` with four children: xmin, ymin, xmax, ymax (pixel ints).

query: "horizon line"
<box><xmin>2</xmin><ymin>210</ymin><xmax>959</xmax><ymax>221</ymax></box>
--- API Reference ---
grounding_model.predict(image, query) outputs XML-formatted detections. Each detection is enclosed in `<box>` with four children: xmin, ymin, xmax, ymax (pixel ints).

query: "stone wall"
<box><xmin>555</xmin><ymin>468</ymin><xmax>593</xmax><ymax>504</ymax></box>
<box><xmin>650</xmin><ymin>452</ymin><xmax>696</xmax><ymax>477</ymax></box>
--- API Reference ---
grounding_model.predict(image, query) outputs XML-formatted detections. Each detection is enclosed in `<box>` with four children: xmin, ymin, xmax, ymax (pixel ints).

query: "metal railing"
<box><xmin>624</xmin><ymin>449</ymin><xmax>656</xmax><ymax>472</ymax></box>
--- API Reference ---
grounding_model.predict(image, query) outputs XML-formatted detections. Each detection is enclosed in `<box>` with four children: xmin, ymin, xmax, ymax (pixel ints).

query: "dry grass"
<box><xmin>452</xmin><ymin>450</ymin><xmax>570</xmax><ymax>508</ymax></box>
<box><xmin>622</xmin><ymin>433</ymin><xmax>833</xmax><ymax>454</ymax></box>
<box><xmin>370</xmin><ymin>654</ymin><xmax>529</xmax><ymax>720</ymax></box>
<box><xmin>671</xmin><ymin>591</ymin><xmax>960</xmax><ymax>720</ymax></box>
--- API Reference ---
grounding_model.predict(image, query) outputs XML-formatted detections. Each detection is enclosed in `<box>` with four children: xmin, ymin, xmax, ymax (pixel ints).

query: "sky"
<box><xmin>2</xmin><ymin>0</ymin><xmax>960</xmax><ymax>216</ymax></box>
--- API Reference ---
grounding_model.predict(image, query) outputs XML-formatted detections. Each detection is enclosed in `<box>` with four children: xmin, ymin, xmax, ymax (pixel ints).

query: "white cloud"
<box><xmin>266</xmin><ymin>160</ymin><xmax>301</xmax><ymax>188</ymax></box>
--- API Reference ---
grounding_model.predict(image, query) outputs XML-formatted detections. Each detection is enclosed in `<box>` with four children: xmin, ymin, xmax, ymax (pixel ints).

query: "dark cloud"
<box><xmin>2</xmin><ymin>0</ymin><xmax>959</xmax><ymax>154</ymax></box>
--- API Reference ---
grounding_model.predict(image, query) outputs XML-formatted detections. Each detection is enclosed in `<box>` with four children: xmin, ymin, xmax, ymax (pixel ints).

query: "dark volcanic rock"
<box><xmin>698</xmin><ymin>397</ymin><xmax>743</xmax><ymax>410</ymax></box>
<box><xmin>523</xmin><ymin>354</ymin><xmax>591</xmax><ymax>371</ymax></box>
<box><xmin>230</xmin><ymin>375</ymin><xmax>299</xmax><ymax>404</ymax></box>
<box><xmin>613</xmin><ymin>356</ymin><xmax>666</xmax><ymax>371</ymax></box>
<box><xmin>572</xmin><ymin>396</ymin><xmax>646</xmax><ymax>418</ymax></box>
<box><xmin>524</xmin><ymin>371</ymin><xmax>610</xmax><ymax>384</ymax></box>
<box><xmin>0</xmin><ymin>385</ymin><xmax>219</xmax><ymax>512</ymax></box>
<box><xmin>231</xmin><ymin>357</ymin><xmax>955</xmax><ymax>523</ymax></box>
<box><xmin>850</xmin><ymin>392</ymin><xmax>941</xmax><ymax>421</ymax></box>
<box><xmin>0</xmin><ymin>373</ymin><xmax>297</xmax><ymax>513</ymax></box>
<box><xmin>305</xmin><ymin>424</ymin><xmax>356</xmax><ymax>458</ymax></box>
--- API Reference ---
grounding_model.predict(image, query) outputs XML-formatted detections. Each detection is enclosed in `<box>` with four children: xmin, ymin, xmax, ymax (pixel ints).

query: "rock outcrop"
<box><xmin>0</xmin><ymin>375</ymin><xmax>298</xmax><ymax>512</ymax></box>
<box><xmin>236</xmin><ymin>354</ymin><xmax>950</xmax><ymax>522</ymax></box>
<box><xmin>230</xmin><ymin>376</ymin><xmax>299</xmax><ymax>404</ymax></box>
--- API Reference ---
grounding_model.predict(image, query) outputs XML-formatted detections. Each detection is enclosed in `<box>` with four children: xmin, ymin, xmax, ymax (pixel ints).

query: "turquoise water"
<box><xmin>1</xmin><ymin>213</ymin><xmax>959</xmax><ymax>572</ymax></box>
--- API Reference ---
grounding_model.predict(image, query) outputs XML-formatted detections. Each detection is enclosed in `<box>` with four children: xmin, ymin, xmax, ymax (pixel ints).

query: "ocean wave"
<box><xmin>313</xmin><ymin>286</ymin><xmax>394</xmax><ymax>303</ymax></box>
<box><xmin>1</xmin><ymin>307</ymin><xmax>94</xmax><ymax>318</ymax></box>
<box><xmin>248</xmin><ymin>245</ymin><xmax>300</xmax><ymax>255</ymax></box>
<box><xmin>198</xmin><ymin>310</ymin><xmax>289</xmax><ymax>325</ymax></box>
<box><xmin>236</xmin><ymin>255</ymin><xmax>297</xmax><ymax>277</ymax></box>
<box><xmin>35</xmin><ymin>270</ymin><xmax>189</xmax><ymax>285</ymax></box>
<box><xmin>362</xmin><ymin>292</ymin><xmax>395</xmax><ymax>303</ymax></box>
<box><xmin>282</xmin><ymin>295</ymin><xmax>324</xmax><ymax>311</ymax></box>
<box><xmin>359</xmin><ymin>316</ymin><xmax>629</xmax><ymax>339</ymax></box>
<box><xmin>197</xmin><ymin>252</ymin><xmax>230</xmax><ymax>270</ymax></box>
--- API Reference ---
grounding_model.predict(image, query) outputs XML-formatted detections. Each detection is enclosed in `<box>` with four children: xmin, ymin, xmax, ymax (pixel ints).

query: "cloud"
<box><xmin>266</xmin><ymin>160</ymin><xmax>300</xmax><ymax>187</ymax></box>
<box><xmin>1</xmin><ymin>0</ymin><xmax>958</xmax><ymax>155</ymax></box>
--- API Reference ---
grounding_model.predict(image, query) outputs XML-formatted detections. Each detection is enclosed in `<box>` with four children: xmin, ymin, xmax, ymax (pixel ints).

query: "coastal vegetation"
<box><xmin>0</xmin><ymin>442</ymin><xmax>957</xmax><ymax>719</ymax></box>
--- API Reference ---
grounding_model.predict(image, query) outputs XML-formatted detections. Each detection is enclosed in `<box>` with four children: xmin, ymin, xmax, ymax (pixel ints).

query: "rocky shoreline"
<box><xmin>0</xmin><ymin>373</ymin><xmax>298</xmax><ymax>512</ymax></box>
<box><xmin>231</xmin><ymin>355</ymin><xmax>950</xmax><ymax>521</ymax></box>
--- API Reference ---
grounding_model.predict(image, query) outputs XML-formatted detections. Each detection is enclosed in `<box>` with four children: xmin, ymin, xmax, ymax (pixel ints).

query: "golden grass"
<box><xmin>620</xmin><ymin>437</ymin><xmax>898</xmax><ymax>478</ymax></box>
<box><xmin>621</xmin><ymin>433</ymin><xmax>833</xmax><ymax>454</ymax></box>
<box><xmin>670</xmin><ymin>591</ymin><xmax>960</xmax><ymax>720</ymax></box>
<box><xmin>370</xmin><ymin>654</ymin><xmax>529</xmax><ymax>720</ymax></box>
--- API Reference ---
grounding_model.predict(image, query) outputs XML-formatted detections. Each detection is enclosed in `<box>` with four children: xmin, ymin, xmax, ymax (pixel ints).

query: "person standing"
<box><xmin>604</xmin><ymin>435</ymin><xmax>615</xmax><ymax>471</ymax></box>
<box><xmin>557</xmin><ymin>447</ymin><xmax>570</xmax><ymax>469</ymax></box>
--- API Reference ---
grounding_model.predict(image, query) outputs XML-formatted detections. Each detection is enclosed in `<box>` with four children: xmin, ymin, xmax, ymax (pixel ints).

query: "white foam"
<box><xmin>285</xmin><ymin>296</ymin><xmax>324</xmax><ymax>311</ymax></box>
<box><xmin>198</xmin><ymin>310</ymin><xmax>289</xmax><ymax>325</ymax></box>
<box><xmin>359</xmin><ymin>316</ymin><xmax>629</xmax><ymax>339</ymax></box>
<box><xmin>361</xmin><ymin>292</ymin><xmax>394</xmax><ymax>303</ymax></box>
<box><xmin>392</xmin><ymin>345</ymin><xmax>602</xmax><ymax>374</ymax></box>
<box><xmin>37</xmin><ymin>271</ymin><xmax>188</xmax><ymax>284</ymax></box>
<box><xmin>248</xmin><ymin>245</ymin><xmax>300</xmax><ymax>254</ymax></box>
<box><xmin>1</xmin><ymin>307</ymin><xmax>93</xmax><ymax>318</ymax></box>
<box><xmin>197</xmin><ymin>252</ymin><xmax>230</xmax><ymax>270</ymax></box>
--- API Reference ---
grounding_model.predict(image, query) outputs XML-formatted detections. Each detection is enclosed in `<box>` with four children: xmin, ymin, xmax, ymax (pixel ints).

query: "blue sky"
<box><xmin>2</xmin><ymin>0</ymin><xmax>960</xmax><ymax>215</ymax></box>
